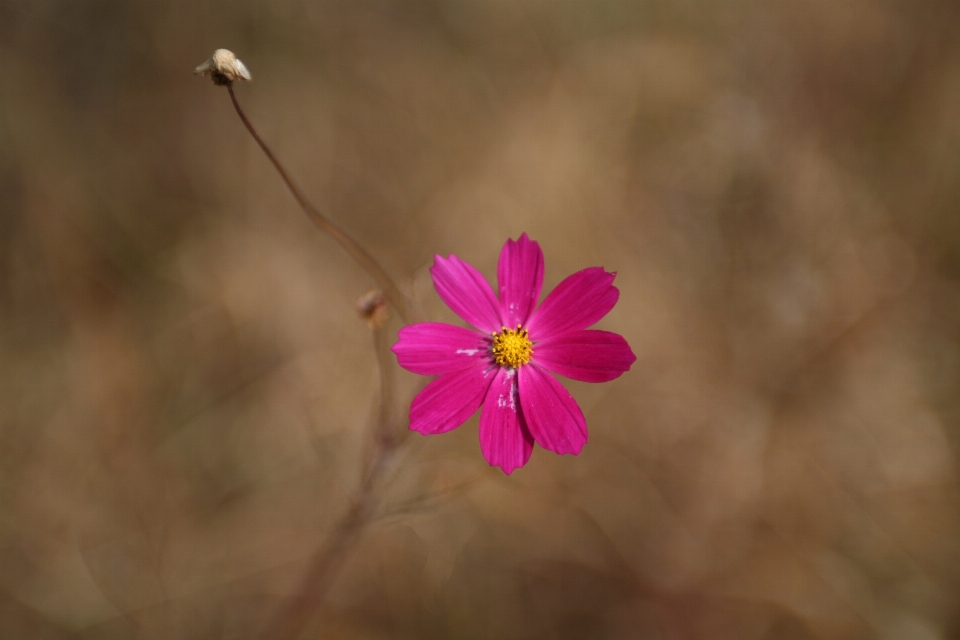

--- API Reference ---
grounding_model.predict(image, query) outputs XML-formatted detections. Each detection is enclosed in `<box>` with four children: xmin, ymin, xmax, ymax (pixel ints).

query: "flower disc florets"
<box><xmin>491</xmin><ymin>325</ymin><xmax>533</xmax><ymax>368</ymax></box>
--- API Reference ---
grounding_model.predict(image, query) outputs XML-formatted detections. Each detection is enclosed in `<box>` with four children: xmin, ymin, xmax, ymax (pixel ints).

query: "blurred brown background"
<box><xmin>3</xmin><ymin>1</ymin><xmax>960</xmax><ymax>638</ymax></box>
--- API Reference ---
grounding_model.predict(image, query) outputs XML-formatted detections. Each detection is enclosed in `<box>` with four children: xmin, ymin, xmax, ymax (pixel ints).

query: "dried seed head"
<box><xmin>194</xmin><ymin>49</ymin><xmax>252</xmax><ymax>85</ymax></box>
<box><xmin>356</xmin><ymin>290</ymin><xmax>389</xmax><ymax>328</ymax></box>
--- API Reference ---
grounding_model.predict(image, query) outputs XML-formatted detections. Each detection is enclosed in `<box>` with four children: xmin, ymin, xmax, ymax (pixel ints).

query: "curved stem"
<box><xmin>227</xmin><ymin>84</ymin><xmax>411</xmax><ymax>324</ymax></box>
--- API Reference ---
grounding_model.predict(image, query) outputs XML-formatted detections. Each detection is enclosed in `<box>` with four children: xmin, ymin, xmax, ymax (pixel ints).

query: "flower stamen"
<box><xmin>491</xmin><ymin>325</ymin><xmax>533</xmax><ymax>368</ymax></box>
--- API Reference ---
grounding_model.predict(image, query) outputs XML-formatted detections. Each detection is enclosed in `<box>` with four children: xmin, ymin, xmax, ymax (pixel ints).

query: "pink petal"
<box><xmin>392</xmin><ymin>323</ymin><xmax>489</xmax><ymax>375</ymax></box>
<box><xmin>409</xmin><ymin>363</ymin><xmax>496</xmax><ymax>435</ymax></box>
<box><xmin>431</xmin><ymin>254</ymin><xmax>503</xmax><ymax>334</ymax></box>
<box><xmin>526</xmin><ymin>267</ymin><xmax>619</xmax><ymax>338</ymax></box>
<box><xmin>479</xmin><ymin>368</ymin><xmax>534</xmax><ymax>475</ymax></box>
<box><xmin>533</xmin><ymin>330</ymin><xmax>636</xmax><ymax>382</ymax></box>
<box><xmin>497</xmin><ymin>233</ymin><xmax>544</xmax><ymax>327</ymax></box>
<box><xmin>518</xmin><ymin>364</ymin><xmax>588</xmax><ymax>455</ymax></box>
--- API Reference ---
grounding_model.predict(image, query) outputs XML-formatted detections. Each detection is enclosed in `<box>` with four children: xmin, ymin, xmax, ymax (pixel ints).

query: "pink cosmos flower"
<box><xmin>392</xmin><ymin>234</ymin><xmax>636</xmax><ymax>474</ymax></box>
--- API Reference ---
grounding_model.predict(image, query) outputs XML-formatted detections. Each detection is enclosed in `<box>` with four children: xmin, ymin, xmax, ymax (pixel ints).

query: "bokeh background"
<box><xmin>3</xmin><ymin>1</ymin><xmax>960</xmax><ymax>638</ymax></box>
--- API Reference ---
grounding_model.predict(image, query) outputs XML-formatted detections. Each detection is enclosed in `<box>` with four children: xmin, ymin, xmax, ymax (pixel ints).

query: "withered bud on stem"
<box><xmin>194</xmin><ymin>49</ymin><xmax>252</xmax><ymax>86</ymax></box>
<box><xmin>356</xmin><ymin>290</ymin><xmax>389</xmax><ymax>328</ymax></box>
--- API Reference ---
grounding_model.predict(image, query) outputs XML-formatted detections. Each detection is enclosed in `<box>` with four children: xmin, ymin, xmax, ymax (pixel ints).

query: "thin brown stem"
<box><xmin>258</xmin><ymin>470</ymin><xmax>382</xmax><ymax>640</ymax></box>
<box><xmin>372</xmin><ymin>320</ymin><xmax>396</xmax><ymax>445</ymax></box>
<box><xmin>258</xmin><ymin>320</ymin><xmax>401</xmax><ymax>640</ymax></box>
<box><xmin>226</xmin><ymin>84</ymin><xmax>411</xmax><ymax>324</ymax></box>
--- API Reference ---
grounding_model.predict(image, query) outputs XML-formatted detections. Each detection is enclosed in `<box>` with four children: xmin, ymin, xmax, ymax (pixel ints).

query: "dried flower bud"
<box><xmin>356</xmin><ymin>290</ymin><xmax>389</xmax><ymax>328</ymax></box>
<box><xmin>194</xmin><ymin>49</ymin><xmax>252</xmax><ymax>85</ymax></box>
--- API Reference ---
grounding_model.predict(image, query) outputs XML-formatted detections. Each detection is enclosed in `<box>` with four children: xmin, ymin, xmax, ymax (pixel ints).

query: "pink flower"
<box><xmin>392</xmin><ymin>234</ymin><xmax>636</xmax><ymax>474</ymax></box>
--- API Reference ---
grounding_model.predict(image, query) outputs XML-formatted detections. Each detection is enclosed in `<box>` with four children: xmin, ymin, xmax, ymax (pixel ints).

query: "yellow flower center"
<box><xmin>491</xmin><ymin>325</ymin><xmax>533</xmax><ymax>368</ymax></box>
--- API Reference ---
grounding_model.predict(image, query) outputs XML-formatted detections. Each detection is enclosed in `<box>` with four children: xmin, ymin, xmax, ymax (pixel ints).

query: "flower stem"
<box><xmin>226</xmin><ymin>84</ymin><xmax>411</xmax><ymax>324</ymax></box>
<box><xmin>259</xmin><ymin>316</ymin><xmax>401</xmax><ymax>640</ymax></box>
